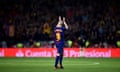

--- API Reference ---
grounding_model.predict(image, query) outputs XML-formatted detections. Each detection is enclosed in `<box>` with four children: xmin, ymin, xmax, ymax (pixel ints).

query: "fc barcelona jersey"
<box><xmin>54</xmin><ymin>27</ymin><xmax>65</xmax><ymax>44</ymax></box>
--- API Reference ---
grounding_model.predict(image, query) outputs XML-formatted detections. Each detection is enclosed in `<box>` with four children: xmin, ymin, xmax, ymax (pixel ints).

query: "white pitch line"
<box><xmin>64</xmin><ymin>62</ymin><xmax>100</xmax><ymax>65</ymax></box>
<box><xmin>0</xmin><ymin>62</ymin><xmax>100</xmax><ymax>66</ymax></box>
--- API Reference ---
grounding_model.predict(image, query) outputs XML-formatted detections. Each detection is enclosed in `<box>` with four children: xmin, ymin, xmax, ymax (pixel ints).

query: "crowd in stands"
<box><xmin>0</xmin><ymin>0</ymin><xmax>120</xmax><ymax>48</ymax></box>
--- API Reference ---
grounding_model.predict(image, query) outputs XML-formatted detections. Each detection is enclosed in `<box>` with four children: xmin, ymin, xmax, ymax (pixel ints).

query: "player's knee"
<box><xmin>60</xmin><ymin>54</ymin><xmax>63</xmax><ymax>57</ymax></box>
<box><xmin>56</xmin><ymin>53</ymin><xmax>60</xmax><ymax>56</ymax></box>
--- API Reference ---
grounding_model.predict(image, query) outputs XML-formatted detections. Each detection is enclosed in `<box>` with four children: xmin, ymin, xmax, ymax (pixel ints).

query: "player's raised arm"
<box><xmin>63</xmin><ymin>17</ymin><xmax>68</xmax><ymax>29</ymax></box>
<box><xmin>56</xmin><ymin>16</ymin><xmax>63</xmax><ymax>27</ymax></box>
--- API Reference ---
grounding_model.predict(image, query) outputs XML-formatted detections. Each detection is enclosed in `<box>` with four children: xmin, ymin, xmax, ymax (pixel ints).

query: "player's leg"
<box><xmin>54</xmin><ymin>53</ymin><xmax>60</xmax><ymax>69</ymax></box>
<box><xmin>59</xmin><ymin>54</ymin><xmax>64</xmax><ymax>69</ymax></box>
<box><xmin>54</xmin><ymin>45</ymin><xmax>60</xmax><ymax>69</ymax></box>
<box><xmin>59</xmin><ymin>47</ymin><xmax>64</xmax><ymax>69</ymax></box>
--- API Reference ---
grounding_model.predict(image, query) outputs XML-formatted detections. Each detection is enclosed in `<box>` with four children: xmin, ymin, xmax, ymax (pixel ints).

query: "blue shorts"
<box><xmin>56</xmin><ymin>43</ymin><xmax>64</xmax><ymax>55</ymax></box>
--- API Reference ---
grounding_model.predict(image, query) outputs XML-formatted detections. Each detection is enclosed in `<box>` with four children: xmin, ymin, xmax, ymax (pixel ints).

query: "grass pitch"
<box><xmin>0</xmin><ymin>58</ymin><xmax>120</xmax><ymax>72</ymax></box>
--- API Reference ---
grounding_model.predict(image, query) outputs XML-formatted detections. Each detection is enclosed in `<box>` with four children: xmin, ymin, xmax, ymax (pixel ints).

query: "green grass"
<box><xmin>0</xmin><ymin>58</ymin><xmax>120</xmax><ymax>72</ymax></box>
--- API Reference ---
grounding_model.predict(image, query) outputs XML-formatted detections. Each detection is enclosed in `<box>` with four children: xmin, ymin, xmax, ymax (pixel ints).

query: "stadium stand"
<box><xmin>0</xmin><ymin>0</ymin><xmax>119</xmax><ymax>48</ymax></box>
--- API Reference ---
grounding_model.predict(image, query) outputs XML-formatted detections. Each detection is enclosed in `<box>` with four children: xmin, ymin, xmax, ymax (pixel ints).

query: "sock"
<box><xmin>60</xmin><ymin>55</ymin><xmax>63</xmax><ymax>66</ymax></box>
<box><xmin>55</xmin><ymin>56</ymin><xmax>59</xmax><ymax>67</ymax></box>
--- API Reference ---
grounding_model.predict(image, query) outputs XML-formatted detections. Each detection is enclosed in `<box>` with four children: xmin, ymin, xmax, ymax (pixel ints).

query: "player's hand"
<box><xmin>63</xmin><ymin>17</ymin><xmax>65</xmax><ymax>22</ymax></box>
<box><xmin>58</xmin><ymin>16</ymin><xmax>63</xmax><ymax>25</ymax></box>
<box><xmin>63</xmin><ymin>17</ymin><xmax>66</xmax><ymax>25</ymax></box>
<box><xmin>63</xmin><ymin>17</ymin><xmax>68</xmax><ymax>29</ymax></box>
<box><xmin>59</xmin><ymin>16</ymin><xmax>62</xmax><ymax>21</ymax></box>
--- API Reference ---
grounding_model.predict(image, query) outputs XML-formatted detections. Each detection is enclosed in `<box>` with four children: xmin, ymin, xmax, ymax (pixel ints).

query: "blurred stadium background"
<box><xmin>0</xmin><ymin>0</ymin><xmax>120</xmax><ymax>48</ymax></box>
<box><xmin>0</xmin><ymin>0</ymin><xmax>120</xmax><ymax>72</ymax></box>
